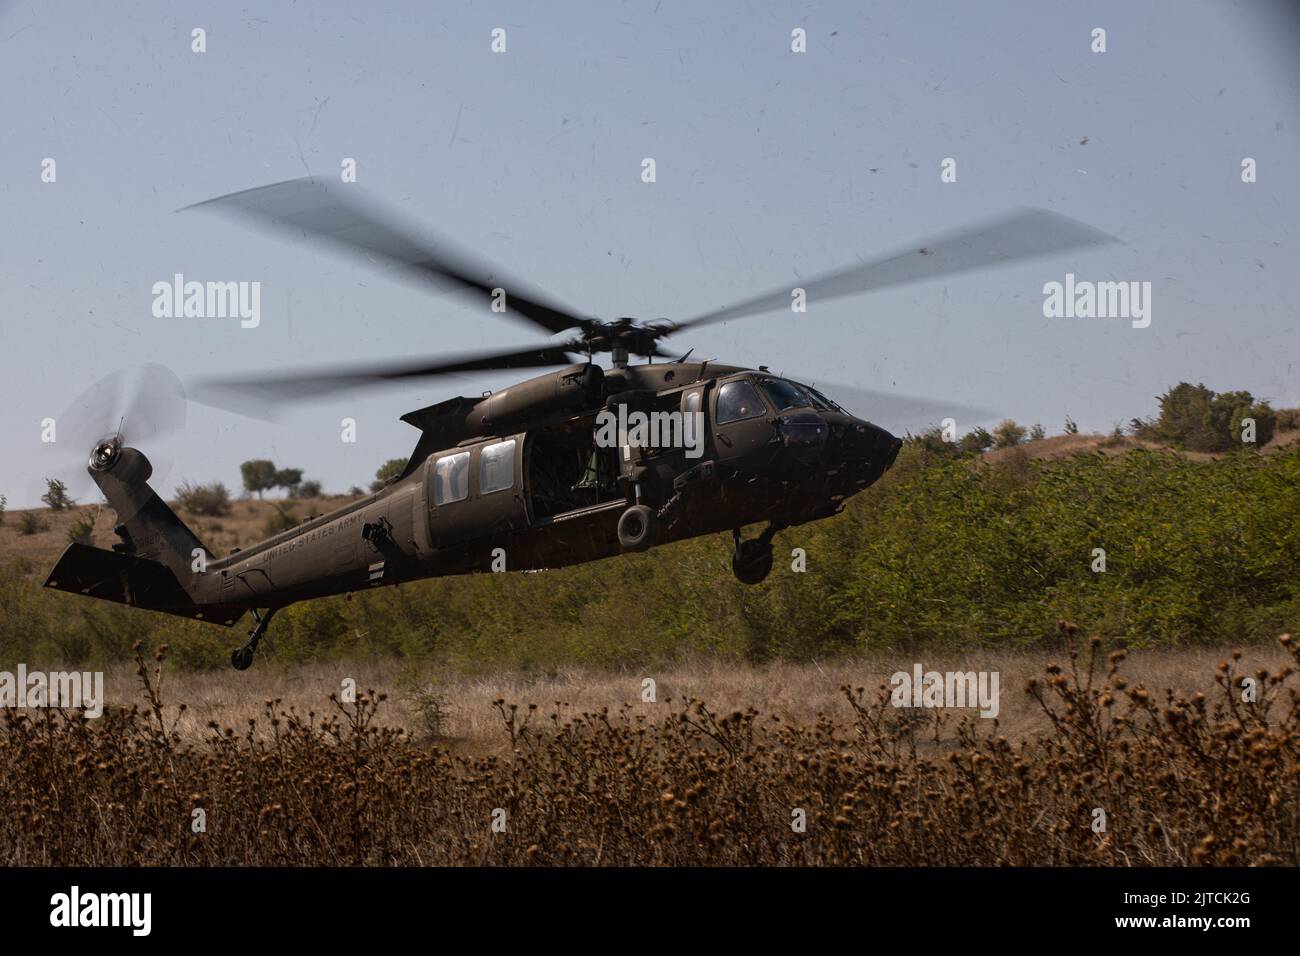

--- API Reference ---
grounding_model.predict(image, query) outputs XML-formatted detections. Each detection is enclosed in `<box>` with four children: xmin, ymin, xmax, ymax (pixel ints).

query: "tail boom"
<box><xmin>42</xmin><ymin>444</ymin><xmax>247</xmax><ymax>627</ymax></box>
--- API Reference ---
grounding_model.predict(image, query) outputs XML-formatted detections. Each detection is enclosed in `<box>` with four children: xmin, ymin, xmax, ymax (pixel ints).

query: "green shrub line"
<box><xmin>4</xmin><ymin>444</ymin><xmax>1297</xmax><ymax>671</ymax></box>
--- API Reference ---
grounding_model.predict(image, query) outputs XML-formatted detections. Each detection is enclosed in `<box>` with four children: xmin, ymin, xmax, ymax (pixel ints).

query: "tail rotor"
<box><xmin>35</xmin><ymin>364</ymin><xmax>188</xmax><ymax>524</ymax></box>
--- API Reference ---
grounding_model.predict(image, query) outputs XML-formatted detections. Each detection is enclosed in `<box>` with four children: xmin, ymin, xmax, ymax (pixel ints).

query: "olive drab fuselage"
<box><xmin>48</xmin><ymin>360</ymin><xmax>901</xmax><ymax>631</ymax></box>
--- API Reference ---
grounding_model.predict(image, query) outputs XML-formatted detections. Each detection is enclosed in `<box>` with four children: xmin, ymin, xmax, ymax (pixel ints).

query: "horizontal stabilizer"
<box><xmin>44</xmin><ymin>543</ymin><xmax>247</xmax><ymax>627</ymax></box>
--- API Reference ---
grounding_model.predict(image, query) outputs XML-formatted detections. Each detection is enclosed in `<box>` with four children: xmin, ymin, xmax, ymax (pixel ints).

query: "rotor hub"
<box><xmin>571</xmin><ymin>318</ymin><xmax>677</xmax><ymax>362</ymax></box>
<box><xmin>89</xmin><ymin>435</ymin><xmax>123</xmax><ymax>473</ymax></box>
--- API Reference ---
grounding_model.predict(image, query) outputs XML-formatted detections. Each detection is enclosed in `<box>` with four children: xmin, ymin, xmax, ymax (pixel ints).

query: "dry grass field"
<box><xmin>88</xmin><ymin>641</ymin><xmax>1291</xmax><ymax>756</ymax></box>
<box><xmin>2</xmin><ymin>625</ymin><xmax>1296</xmax><ymax>866</ymax></box>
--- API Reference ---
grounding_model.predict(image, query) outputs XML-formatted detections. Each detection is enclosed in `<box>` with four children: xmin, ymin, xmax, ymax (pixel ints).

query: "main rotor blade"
<box><xmin>183</xmin><ymin>177</ymin><xmax>590</xmax><ymax>337</ymax></box>
<box><xmin>792</xmin><ymin>377</ymin><xmax>998</xmax><ymax>433</ymax></box>
<box><xmin>674</xmin><ymin>208</ymin><xmax>1117</xmax><ymax>333</ymax></box>
<box><xmin>189</xmin><ymin>345</ymin><xmax>579</xmax><ymax>418</ymax></box>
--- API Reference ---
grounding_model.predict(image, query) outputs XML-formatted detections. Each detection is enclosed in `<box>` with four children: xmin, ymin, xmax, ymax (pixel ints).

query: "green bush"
<box><xmin>1135</xmin><ymin>382</ymin><xmax>1276</xmax><ymax>451</ymax></box>
<box><xmin>261</xmin><ymin>504</ymin><xmax>300</xmax><ymax>537</ymax></box>
<box><xmin>175</xmin><ymin>480</ymin><xmax>232</xmax><ymax>517</ymax></box>
<box><xmin>905</xmin><ymin>425</ymin><xmax>993</xmax><ymax>458</ymax></box>
<box><xmin>66</xmin><ymin>510</ymin><xmax>96</xmax><ymax>545</ymax></box>
<box><xmin>959</xmin><ymin>426</ymin><xmax>995</xmax><ymax>454</ymax></box>
<box><xmin>993</xmin><ymin>419</ymin><xmax>1027</xmax><ymax>448</ymax></box>
<box><xmin>18</xmin><ymin>512</ymin><xmax>47</xmax><ymax>536</ymax></box>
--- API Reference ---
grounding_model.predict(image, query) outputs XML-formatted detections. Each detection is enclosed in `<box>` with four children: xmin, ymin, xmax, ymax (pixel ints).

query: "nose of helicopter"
<box><xmin>835</xmin><ymin>418</ymin><xmax>903</xmax><ymax>482</ymax></box>
<box><xmin>776</xmin><ymin>410</ymin><xmax>830</xmax><ymax>462</ymax></box>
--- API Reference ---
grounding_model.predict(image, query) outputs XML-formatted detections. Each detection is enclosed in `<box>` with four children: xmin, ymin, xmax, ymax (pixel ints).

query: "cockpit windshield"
<box><xmin>759</xmin><ymin>378</ymin><xmax>813</xmax><ymax>411</ymax></box>
<box><xmin>756</xmin><ymin>376</ymin><xmax>851</xmax><ymax>415</ymax></box>
<box><xmin>801</xmin><ymin>384</ymin><xmax>847</xmax><ymax>414</ymax></box>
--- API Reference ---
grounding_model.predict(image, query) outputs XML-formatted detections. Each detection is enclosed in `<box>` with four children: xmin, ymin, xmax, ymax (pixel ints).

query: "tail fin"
<box><xmin>43</xmin><ymin>444</ymin><xmax>246</xmax><ymax>627</ymax></box>
<box><xmin>89</xmin><ymin>444</ymin><xmax>207</xmax><ymax>582</ymax></box>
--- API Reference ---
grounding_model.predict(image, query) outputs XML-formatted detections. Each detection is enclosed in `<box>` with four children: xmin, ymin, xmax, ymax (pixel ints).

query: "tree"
<box><xmin>1029</xmin><ymin>423</ymin><xmax>1046</xmax><ymax>441</ymax></box>
<box><xmin>298</xmin><ymin>479</ymin><xmax>323</xmax><ymax>498</ymax></box>
<box><xmin>273</xmin><ymin>468</ymin><xmax>304</xmax><ymax>497</ymax></box>
<box><xmin>1142</xmin><ymin>383</ymin><xmax>1276</xmax><ymax>452</ymax></box>
<box><xmin>240</xmin><ymin>459</ymin><xmax>277</xmax><ymax>499</ymax></box>
<box><xmin>1216</xmin><ymin>390</ymin><xmax>1275</xmax><ymax>450</ymax></box>
<box><xmin>41</xmin><ymin>478</ymin><xmax>75</xmax><ymax>511</ymax></box>
<box><xmin>371</xmin><ymin>458</ymin><xmax>409</xmax><ymax>492</ymax></box>
<box><xmin>992</xmin><ymin>419</ymin><xmax>1027</xmax><ymax>449</ymax></box>
<box><xmin>1064</xmin><ymin>416</ymin><xmax>1079</xmax><ymax>436</ymax></box>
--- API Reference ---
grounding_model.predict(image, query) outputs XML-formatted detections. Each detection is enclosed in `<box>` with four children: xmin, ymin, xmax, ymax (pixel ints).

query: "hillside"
<box><xmin>0</xmin><ymin>493</ymin><xmax>361</xmax><ymax>573</ymax></box>
<box><xmin>3</xmin><ymin>429</ymin><xmax>1298</xmax><ymax>671</ymax></box>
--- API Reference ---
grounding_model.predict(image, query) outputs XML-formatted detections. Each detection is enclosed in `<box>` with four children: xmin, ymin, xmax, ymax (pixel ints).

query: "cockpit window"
<box><xmin>760</xmin><ymin>378</ymin><xmax>812</xmax><ymax>411</ymax></box>
<box><xmin>715</xmin><ymin>380</ymin><xmax>767</xmax><ymax>424</ymax></box>
<box><xmin>801</xmin><ymin>384</ymin><xmax>846</xmax><ymax>414</ymax></box>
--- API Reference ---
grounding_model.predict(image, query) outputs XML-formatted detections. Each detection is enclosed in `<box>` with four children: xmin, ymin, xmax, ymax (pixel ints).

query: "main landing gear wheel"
<box><xmin>617</xmin><ymin>504</ymin><xmax>656</xmax><ymax>552</ymax></box>
<box><xmin>230</xmin><ymin>607</ymin><xmax>278</xmax><ymax>671</ymax></box>
<box><xmin>731</xmin><ymin>527</ymin><xmax>775</xmax><ymax>585</ymax></box>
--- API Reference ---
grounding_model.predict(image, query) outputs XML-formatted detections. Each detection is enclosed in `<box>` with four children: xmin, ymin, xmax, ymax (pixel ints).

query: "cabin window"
<box><xmin>682</xmin><ymin>390</ymin><xmax>702</xmax><ymax>417</ymax></box>
<box><xmin>479</xmin><ymin>439</ymin><xmax>516</xmax><ymax>495</ymax></box>
<box><xmin>715</xmin><ymin>380</ymin><xmax>767</xmax><ymax>424</ymax></box>
<box><xmin>433</xmin><ymin>451</ymin><xmax>470</xmax><ymax>505</ymax></box>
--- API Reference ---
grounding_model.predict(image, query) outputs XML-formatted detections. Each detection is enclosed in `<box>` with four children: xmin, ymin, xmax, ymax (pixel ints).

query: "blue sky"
<box><xmin>2</xmin><ymin>0</ymin><xmax>1297</xmax><ymax>506</ymax></box>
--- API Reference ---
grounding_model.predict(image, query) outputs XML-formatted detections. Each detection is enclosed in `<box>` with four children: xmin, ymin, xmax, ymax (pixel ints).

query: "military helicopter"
<box><xmin>43</xmin><ymin>179</ymin><xmax>1112</xmax><ymax>669</ymax></box>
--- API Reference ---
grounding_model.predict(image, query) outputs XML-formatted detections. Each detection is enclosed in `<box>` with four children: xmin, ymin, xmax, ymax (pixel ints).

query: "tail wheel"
<box><xmin>617</xmin><ymin>504</ymin><xmax>656</xmax><ymax>552</ymax></box>
<box><xmin>732</xmin><ymin>539</ymin><xmax>773</xmax><ymax>585</ymax></box>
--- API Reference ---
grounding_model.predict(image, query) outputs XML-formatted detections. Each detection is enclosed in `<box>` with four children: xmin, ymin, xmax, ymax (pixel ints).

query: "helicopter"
<box><xmin>42</xmin><ymin>178</ymin><xmax>1113</xmax><ymax>669</ymax></box>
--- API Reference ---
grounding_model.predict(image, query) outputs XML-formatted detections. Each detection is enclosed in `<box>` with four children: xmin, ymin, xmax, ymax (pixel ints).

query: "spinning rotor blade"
<box><xmin>34</xmin><ymin>364</ymin><xmax>187</xmax><ymax>522</ymax></box>
<box><xmin>794</xmin><ymin>377</ymin><xmax>997</xmax><ymax>434</ymax></box>
<box><xmin>674</xmin><ymin>208</ymin><xmax>1117</xmax><ymax>333</ymax></box>
<box><xmin>190</xmin><ymin>344</ymin><xmax>579</xmax><ymax>418</ymax></box>
<box><xmin>183</xmin><ymin>177</ymin><xmax>591</xmax><ymax>337</ymax></box>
